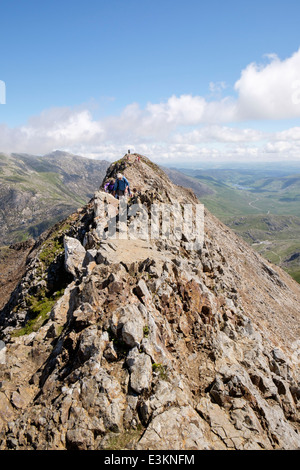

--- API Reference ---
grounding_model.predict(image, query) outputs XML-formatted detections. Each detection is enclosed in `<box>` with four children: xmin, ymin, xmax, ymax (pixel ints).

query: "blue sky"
<box><xmin>1</xmin><ymin>0</ymin><xmax>300</xmax><ymax>164</ymax></box>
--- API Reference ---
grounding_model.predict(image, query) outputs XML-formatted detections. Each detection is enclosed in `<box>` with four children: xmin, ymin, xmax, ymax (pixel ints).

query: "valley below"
<box><xmin>165</xmin><ymin>163</ymin><xmax>300</xmax><ymax>283</ymax></box>
<box><xmin>0</xmin><ymin>151</ymin><xmax>109</xmax><ymax>246</ymax></box>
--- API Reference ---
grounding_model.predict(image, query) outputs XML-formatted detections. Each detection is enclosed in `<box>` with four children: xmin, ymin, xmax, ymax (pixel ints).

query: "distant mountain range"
<box><xmin>0</xmin><ymin>151</ymin><xmax>110</xmax><ymax>246</ymax></box>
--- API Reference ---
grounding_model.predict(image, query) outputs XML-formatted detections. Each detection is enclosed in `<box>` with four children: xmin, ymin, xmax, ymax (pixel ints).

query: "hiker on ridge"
<box><xmin>104</xmin><ymin>179</ymin><xmax>115</xmax><ymax>194</ymax></box>
<box><xmin>113</xmin><ymin>173</ymin><xmax>131</xmax><ymax>198</ymax></box>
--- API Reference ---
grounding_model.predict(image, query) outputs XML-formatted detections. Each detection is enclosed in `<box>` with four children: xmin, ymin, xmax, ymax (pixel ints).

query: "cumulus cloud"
<box><xmin>1</xmin><ymin>49</ymin><xmax>300</xmax><ymax>162</ymax></box>
<box><xmin>235</xmin><ymin>48</ymin><xmax>300</xmax><ymax>120</ymax></box>
<box><xmin>274</xmin><ymin>126</ymin><xmax>300</xmax><ymax>141</ymax></box>
<box><xmin>173</xmin><ymin>125</ymin><xmax>266</xmax><ymax>144</ymax></box>
<box><xmin>0</xmin><ymin>107</ymin><xmax>105</xmax><ymax>155</ymax></box>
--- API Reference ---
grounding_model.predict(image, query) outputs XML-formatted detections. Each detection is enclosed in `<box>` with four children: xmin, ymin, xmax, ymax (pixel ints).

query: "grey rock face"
<box><xmin>0</xmin><ymin>154</ymin><xmax>299</xmax><ymax>451</ymax></box>
<box><xmin>64</xmin><ymin>236</ymin><xmax>86</xmax><ymax>278</ymax></box>
<box><xmin>110</xmin><ymin>304</ymin><xmax>145</xmax><ymax>348</ymax></box>
<box><xmin>126</xmin><ymin>347</ymin><xmax>152</xmax><ymax>394</ymax></box>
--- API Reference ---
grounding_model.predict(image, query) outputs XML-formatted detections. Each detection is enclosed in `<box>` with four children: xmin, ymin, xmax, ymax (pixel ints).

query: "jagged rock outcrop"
<box><xmin>0</xmin><ymin>153</ymin><xmax>299</xmax><ymax>450</ymax></box>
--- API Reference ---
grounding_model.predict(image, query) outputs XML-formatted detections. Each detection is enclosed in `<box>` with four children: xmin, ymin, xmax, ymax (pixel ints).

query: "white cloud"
<box><xmin>146</xmin><ymin>95</ymin><xmax>207</xmax><ymax>126</ymax></box>
<box><xmin>274</xmin><ymin>126</ymin><xmax>300</xmax><ymax>141</ymax></box>
<box><xmin>209</xmin><ymin>81</ymin><xmax>227</xmax><ymax>93</ymax></box>
<box><xmin>173</xmin><ymin>125</ymin><xmax>266</xmax><ymax>144</ymax></box>
<box><xmin>235</xmin><ymin>49</ymin><xmax>300</xmax><ymax>120</ymax></box>
<box><xmin>0</xmin><ymin>107</ymin><xmax>106</xmax><ymax>155</ymax></box>
<box><xmin>209</xmin><ymin>81</ymin><xmax>228</xmax><ymax>100</ymax></box>
<box><xmin>23</xmin><ymin>107</ymin><xmax>105</xmax><ymax>143</ymax></box>
<box><xmin>102</xmin><ymin>49</ymin><xmax>300</xmax><ymax>136</ymax></box>
<box><xmin>1</xmin><ymin>49</ymin><xmax>300</xmax><ymax>163</ymax></box>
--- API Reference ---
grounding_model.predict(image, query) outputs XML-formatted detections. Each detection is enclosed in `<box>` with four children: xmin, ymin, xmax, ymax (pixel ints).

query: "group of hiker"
<box><xmin>104</xmin><ymin>154</ymin><xmax>143</xmax><ymax>199</ymax></box>
<box><xmin>128</xmin><ymin>154</ymin><xmax>141</xmax><ymax>163</ymax></box>
<box><xmin>104</xmin><ymin>173</ymin><xmax>132</xmax><ymax>199</ymax></box>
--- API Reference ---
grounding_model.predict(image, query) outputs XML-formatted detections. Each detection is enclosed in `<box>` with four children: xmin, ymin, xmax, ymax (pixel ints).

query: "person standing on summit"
<box><xmin>113</xmin><ymin>173</ymin><xmax>131</xmax><ymax>198</ymax></box>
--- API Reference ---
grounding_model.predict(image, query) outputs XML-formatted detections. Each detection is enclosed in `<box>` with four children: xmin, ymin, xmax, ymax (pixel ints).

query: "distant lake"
<box><xmin>232</xmin><ymin>184</ymin><xmax>254</xmax><ymax>190</ymax></box>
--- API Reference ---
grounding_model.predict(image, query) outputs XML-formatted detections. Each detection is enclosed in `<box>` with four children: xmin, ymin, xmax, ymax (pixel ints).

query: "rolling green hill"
<box><xmin>168</xmin><ymin>165</ymin><xmax>300</xmax><ymax>283</ymax></box>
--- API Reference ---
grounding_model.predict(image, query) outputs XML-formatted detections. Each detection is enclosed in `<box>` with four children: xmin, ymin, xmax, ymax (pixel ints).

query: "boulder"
<box><xmin>64</xmin><ymin>236</ymin><xmax>86</xmax><ymax>278</ymax></box>
<box><xmin>110</xmin><ymin>304</ymin><xmax>145</xmax><ymax>348</ymax></box>
<box><xmin>126</xmin><ymin>347</ymin><xmax>153</xmax><ymax>394</ymax></box>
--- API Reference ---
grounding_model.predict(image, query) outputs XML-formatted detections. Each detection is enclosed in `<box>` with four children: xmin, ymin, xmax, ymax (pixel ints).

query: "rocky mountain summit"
<box><xmin>0</xmin><ymin>153</ymin><xmax>300</xmax><ymax>450</ymax></box>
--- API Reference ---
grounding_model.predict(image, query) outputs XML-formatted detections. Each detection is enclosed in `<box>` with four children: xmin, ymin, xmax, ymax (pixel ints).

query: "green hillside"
<box><xmin>172</xmin><ymin>165</ymin><xmax>300</xmax><ymax>284</ymax></box>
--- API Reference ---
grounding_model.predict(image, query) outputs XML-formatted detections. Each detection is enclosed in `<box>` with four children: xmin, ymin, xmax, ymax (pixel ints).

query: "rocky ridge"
<box><xmin>0</xmin><ymin>153</ymin><xmax>300</xmax><ymax>450</ymax></box>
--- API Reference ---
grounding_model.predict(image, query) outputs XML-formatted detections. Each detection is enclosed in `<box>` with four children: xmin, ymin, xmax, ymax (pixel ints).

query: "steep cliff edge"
<box><xmin>0</xmin><ymin>153</ymin><xmax>299</xmax><ymax>450</ymax></box>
